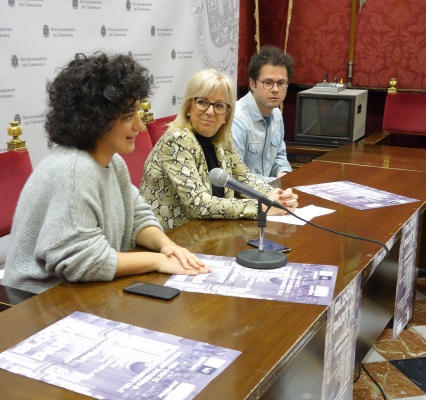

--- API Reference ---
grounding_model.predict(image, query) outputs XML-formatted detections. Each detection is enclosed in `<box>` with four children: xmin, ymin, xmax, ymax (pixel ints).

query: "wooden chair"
<box><xmin>120</xmin><ymin>129</ymin><xmax>153</xmax><ymax>187</ymax></box>
<box><xmin>146</xmin><ymin>114</ymin><xmax>177</xmax><ymax>146</ymax></box>
<box><xmin>363</xmin><ymin>92</ymin><xmax>426</xmax><ymax>147</ymax></box>
<box><xmin>0</xmin><ymin>148</ymin><xmax>36</xmax><ymax>310</ymax></box>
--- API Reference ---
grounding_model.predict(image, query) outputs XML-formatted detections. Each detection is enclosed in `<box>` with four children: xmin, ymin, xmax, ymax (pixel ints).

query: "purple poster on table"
<box><xmin>322</xmin><ymin>275</ymin><xmax>361</xmax><ymax>400</ymax></box>
<box><xmin>294</xmin><ymin>180</ymin><xmax>419</xmax><ymax>210</ymax></box>
<box><xmin>0</xmin><ymin>312</ymin><xmax>241</xmax><ymax>400</ymax></box>
<box><xmin>166</xmin><ymin>254</ymin><xmax>338</xmax><ymax>306</ymax></box>
<box><xmin>393</xmin><ymin>211</ymin><xmax>420</xmax><ymax>339</ymax></box>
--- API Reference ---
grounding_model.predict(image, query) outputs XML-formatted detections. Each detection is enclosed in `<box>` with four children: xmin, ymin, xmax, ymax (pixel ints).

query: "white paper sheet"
<box><xmin>267</xmin><ymin>205</ymin><xmax>335</xmax><ymax>225</ymax></box>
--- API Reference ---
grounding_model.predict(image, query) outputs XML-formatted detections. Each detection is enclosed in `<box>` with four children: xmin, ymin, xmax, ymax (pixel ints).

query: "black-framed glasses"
<box><xmin>193</xmin><ymin>97</ymin><xmax>231</xmax><ymax>115</ymax></box>
<box><xmin>257</xmin><ymin>79</ymin><xmax>289</xmax><ymax>90</ymax></box>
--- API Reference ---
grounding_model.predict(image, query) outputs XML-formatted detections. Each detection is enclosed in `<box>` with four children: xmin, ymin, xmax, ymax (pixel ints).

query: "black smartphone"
<box><xmin>123</xmin><ymin>282</ymin><xmax>180</xmax><ymax>300</ymax></box>
<box><xmin>247</xmin><ymin>238</ymin><xmax>291</xmax><ymax>253</ymax></box>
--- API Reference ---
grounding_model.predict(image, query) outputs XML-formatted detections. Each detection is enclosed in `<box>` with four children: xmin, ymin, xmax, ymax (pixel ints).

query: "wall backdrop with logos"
<box><xmin>0</xmin><ymin>0</ymin><xmax>240</xmax><ymax>166</ymax></box>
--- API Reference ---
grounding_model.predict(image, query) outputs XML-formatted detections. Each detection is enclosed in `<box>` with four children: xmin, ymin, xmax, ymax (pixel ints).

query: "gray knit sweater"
<box><xmin>4</xmin><ymin>146</ymin><xmax>162</xmax><ymax>294</ymax></box>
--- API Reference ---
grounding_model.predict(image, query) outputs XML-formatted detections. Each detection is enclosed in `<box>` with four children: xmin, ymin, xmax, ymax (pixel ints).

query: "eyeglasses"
<box><xmin>257</xmin><ymin>79</ymin><xmax>289</xmax><ymax>90</ymax></box>
<box><xmin>193</xmin><ymin>97</ymin><xmax>231</xmax><ymax>115</ymax></box>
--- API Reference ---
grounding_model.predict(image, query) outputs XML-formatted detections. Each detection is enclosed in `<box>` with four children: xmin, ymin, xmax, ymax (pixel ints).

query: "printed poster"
<box><xmin>0</xmin><ymin>311</ymin><xmax>241</xmax><ymax>400</ymax></box>
<box><xmin>393</xmin><ymin>211</ymin><xmax>420</xmax><ymax>339</ymax></box>
<box><xmin>322</xmin><ymin>275</ymin><xmax>361</xmax><ymax>400</ymax></box>
<box><xmin>294</xmin><ymin>180</ymin><xmax>418</xmax><ymax>210</ymax></box>
<box><xmin>166</xmin><ymin>254</ymin><xmax>338</xmax><ymax>306</ymax></box>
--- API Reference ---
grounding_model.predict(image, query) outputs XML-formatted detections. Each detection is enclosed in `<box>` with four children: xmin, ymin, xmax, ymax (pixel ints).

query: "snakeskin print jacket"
<box><xmin>140</xmin><ymin>128</ymin><xmax>275</xmax><ymax>229</ymax></box>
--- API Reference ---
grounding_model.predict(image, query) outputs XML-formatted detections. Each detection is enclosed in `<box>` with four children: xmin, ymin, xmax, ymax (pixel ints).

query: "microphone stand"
<box><xmin>236</xmin><ymin>201</ymin><xmax>287</xmax><ymax>269</ymax></box>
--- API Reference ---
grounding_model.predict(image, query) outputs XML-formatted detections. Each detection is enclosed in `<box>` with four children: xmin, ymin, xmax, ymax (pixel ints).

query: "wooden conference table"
<box><xmin>0</xmin><ymin>161</ymin><xmax>425</xmax><ymax>400</ymax></box>
<box><xmin>315</xmin><ymin>142</ymin><xmax>426</xmax><ymax>172</ymax></box>
<box><xmin>315</xmin><ymin>142</ymin><xmax>426</xmax><ymax>270</ymax></box>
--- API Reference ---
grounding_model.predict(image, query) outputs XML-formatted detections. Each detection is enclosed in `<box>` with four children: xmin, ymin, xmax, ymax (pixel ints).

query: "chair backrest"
<box><xmin>0</xmin><ymin>149</ymin><xmax>37</xmax><ymax>309</ymax></box>
<box><xmin>146</xmin><ymin>114</ymin><xmax>177</xmax><ymax>146</ymax></box>
<box><xmin>0</xmin><ymin>149</ymin><xmax>33</xmax><ymax>237</ymax></box>
<box><xmin>382</xmin><ymin>92</ymin><xmax>426</xmax><ymax>135</ymax></box>
<box><xmin>120</xmin><ymin>129</ymin><xmax>153</xmax><ymax>187</ymax></box>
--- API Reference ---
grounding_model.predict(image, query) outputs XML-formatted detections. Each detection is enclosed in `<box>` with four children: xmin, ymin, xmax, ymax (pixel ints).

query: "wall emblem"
<box><xmin>43</xmin><ymin>25</ymin><xmax>50</xmax><ymax>38</ymax></box>
<box><xmin>8</xmin><ymin>0</ymin><xmax>15</xmax><ymax>7</ymax></box>
<box><xmin>14</xmin><ymin>114</ymin><xmax>21</xmax><ymax>125</ymax></box>
<box><xmin>171</xmin><ymin>49</ymin><xmax>176</xmax><ymax>60</ymax></box>
<box><xmin>11</xmin><ymin>55</ymin><xmax>19</xmax><ymax>68</ymax></box>
<box><xmin>101</xmin><ymin>25</ymin><xmax>106</xmax><ymax>37</ymax></box>
<box><xmin>192</xmin><ymin>0</ymin><xmax>238</xmax><ymax>74</ymax></box>
<box><xmin>151</xmin><ymin>26</ymin><xmax>156</xmax><ymax>37</ymax></box>
<box><xmin>126</xmin><ymin>0</ymin><xmax>131</xmax><ymax>11</ymax></box>
<box><xmin>72</xmin><ymin>0</ymin><xmax>78</xmax><ymax>9</ymax></box>
<box><xmin>172</xmin><ymin>96</ymin><xmax>176</xmax><ymax>106</ymax></box>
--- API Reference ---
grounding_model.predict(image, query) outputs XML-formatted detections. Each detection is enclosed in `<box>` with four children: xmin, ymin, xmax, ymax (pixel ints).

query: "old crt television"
<box><xmin>295</xmin><ymin>88</ymin><xmax>368</xmax><ymax>146</ymax></box>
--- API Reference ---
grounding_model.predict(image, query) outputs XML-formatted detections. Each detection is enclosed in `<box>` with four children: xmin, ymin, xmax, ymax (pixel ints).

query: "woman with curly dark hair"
<box><xmin>4</xmin><ymin>52</ymin><xmax>209</xmax><ymax>294</ymax></box>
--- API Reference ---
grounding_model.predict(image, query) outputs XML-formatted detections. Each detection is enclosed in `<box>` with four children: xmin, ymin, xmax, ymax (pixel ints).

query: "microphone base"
<box><xmin>236</xmin><ymin>249</ymin><xmax>287</xmax><ymax>270</ymax></box>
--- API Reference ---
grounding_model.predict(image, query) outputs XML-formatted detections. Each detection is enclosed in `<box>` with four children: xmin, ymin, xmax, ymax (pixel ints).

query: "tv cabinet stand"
<box><xmin>286</xmin><ymin>142</ymin><xmax>338</xmax><ymax>168</ymax></box>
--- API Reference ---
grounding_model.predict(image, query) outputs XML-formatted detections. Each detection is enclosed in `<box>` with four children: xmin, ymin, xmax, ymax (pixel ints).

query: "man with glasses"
<box><xmin>232</xmin><ymin>46</ymin><xmax>294</xmax><ymax>183</ymax></box>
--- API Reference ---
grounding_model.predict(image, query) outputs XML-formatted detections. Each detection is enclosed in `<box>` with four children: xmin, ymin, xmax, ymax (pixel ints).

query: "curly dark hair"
<box><xmin>45</xmin><ymin>52</ymin><xmax>151</xmax><ymax>151</ymax></box>
<box><xmin>248</xmin><ymin>45</ymin><xmax>295</xmax><ymax>83</ymax></box>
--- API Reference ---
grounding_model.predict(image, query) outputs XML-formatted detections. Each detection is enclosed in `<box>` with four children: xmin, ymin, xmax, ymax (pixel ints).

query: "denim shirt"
<box><xmin>232</xmin><ymin>91</ymin><xmax>292</xmax><ymax>183</ymax></box>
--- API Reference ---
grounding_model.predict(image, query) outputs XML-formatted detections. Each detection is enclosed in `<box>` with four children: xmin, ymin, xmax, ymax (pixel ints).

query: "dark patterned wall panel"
<box><xmin>286</xmin><ymin>0</ymin><xmax>350</xmax><ymax>85</ymax></box>
<box><xmin>354</xmin><ymin>0</ymin><xmax>426</xmax><ymax>89</ymax></box>
<box><xmin>285</xmin><ymin>0</ymin><xmax>426</xmax><ymax>89</ymax></box>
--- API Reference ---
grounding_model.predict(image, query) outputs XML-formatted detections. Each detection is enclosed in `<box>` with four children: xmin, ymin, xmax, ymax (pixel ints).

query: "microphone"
<box><xmin>208</xmin><ymin>169</ymin><xmax>390</xmax><ymax>268</ymax></box>
<box><xmin>208</xmin><ymin>168</ymin><xmax>284</xmax><ymax>210</ymax></box>
<box><xmin>208</xmin><ymin>168</ymin><xmax>288</xmax><ymax>270</ymax></box>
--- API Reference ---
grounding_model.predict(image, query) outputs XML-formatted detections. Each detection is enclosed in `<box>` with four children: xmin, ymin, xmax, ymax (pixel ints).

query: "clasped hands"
<box><xmin>264</xmin><ymin>187</ymin><xmax>298</xmax><ymax>216</ymax></box>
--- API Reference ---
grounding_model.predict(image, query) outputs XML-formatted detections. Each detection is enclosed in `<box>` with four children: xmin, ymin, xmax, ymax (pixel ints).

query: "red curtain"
<box><xmin>238</xmin><ymin>0</ymin><xmax>291</xmax><ymax>87</ymax></box>
<box><xmin>237</xmin><ymin>0</ymin><xmax>256</xmax><ymax>87</ymax></box>
<box><xmin>258</xmin><ymin>0</ymin><xmax>291</xmax><ymax>49</ymax></box>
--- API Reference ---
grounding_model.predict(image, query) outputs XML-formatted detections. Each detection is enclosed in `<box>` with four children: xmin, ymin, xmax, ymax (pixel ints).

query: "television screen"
<box><xmin>295</xmin><ymin>89</ymin><xmax>368</xmax><ymax>146</ymax></box>
<box><xmin>300</xmin><ymin>97</ymin><xmax>351</xmax><ymax>137</ymax></box>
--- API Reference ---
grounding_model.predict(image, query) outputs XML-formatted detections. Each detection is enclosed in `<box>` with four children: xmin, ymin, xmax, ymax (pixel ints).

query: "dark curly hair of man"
<box><xmin>45</xmin><ymin>52</ymin><xmax>151</xmax><ymax>151</ymax></box>
<box><xmin>248</xmin><ymin>45</ymin><xmax>295</xmax><ymax>83</ymax></box>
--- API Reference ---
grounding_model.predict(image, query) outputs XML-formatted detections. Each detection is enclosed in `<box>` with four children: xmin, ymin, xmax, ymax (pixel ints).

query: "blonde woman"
<box><xmin>141</xmin><ymin>69</ymin><xmax>298</xmax><ymax>230</ymax></box>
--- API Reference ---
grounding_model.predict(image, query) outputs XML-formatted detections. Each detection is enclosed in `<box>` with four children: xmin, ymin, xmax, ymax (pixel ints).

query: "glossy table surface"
<box><xmin>0</xmin><ymin>161</ymin><xmax>425</xmax><ymax>399</ymax></box>
<box><xmin>315</xmin><ymin>142</ymin><xmax>426</xmax><ymax>171</ymax></box>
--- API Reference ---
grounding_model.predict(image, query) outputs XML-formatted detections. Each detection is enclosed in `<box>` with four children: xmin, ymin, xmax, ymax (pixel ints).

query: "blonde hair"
<box><xmin>168</xmin><ymin>69</ymin><xmax>236</xmax><ymax>145</ymax></box>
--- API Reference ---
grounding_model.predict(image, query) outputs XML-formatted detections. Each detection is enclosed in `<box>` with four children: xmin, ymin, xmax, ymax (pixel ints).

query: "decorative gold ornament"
<box><xmin>388</xmin><ymin>77</ymin><xmax>397</xmax><ymax>94</ymax></box>
<box><xmin>7</xmin><ymin>120</ymin><xmax>26</xmax><ymax>150</ymax></box>
<box><xmin>138</xmin><ymin>98</ymin><xmax>154</xmax><ymax>123</ymax></box>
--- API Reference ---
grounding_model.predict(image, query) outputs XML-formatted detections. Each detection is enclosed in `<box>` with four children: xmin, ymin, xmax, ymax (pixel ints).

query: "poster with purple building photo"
<box><xmin>0</xmin><ymin>312</ymin><xmax>241</xmax><ymax>400</ymax></box>
<box><xmin>322</xmin><ymin>275</ymin><xmax>361</xmax><ymax>400</ymax></box>
<box><xmin>166</xmin><ymin>254</ymin><xmax>338</xmax><ymax>306</ymax></box>
<box><xmin>294</xmin><ymin>180</ymin><xmax>419</xmax><ymax>210</ymax></box>
<box><xmin>393</xmin><ymin>211</ymin><xmax>420</xmax><ymax>339</ymax></box>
